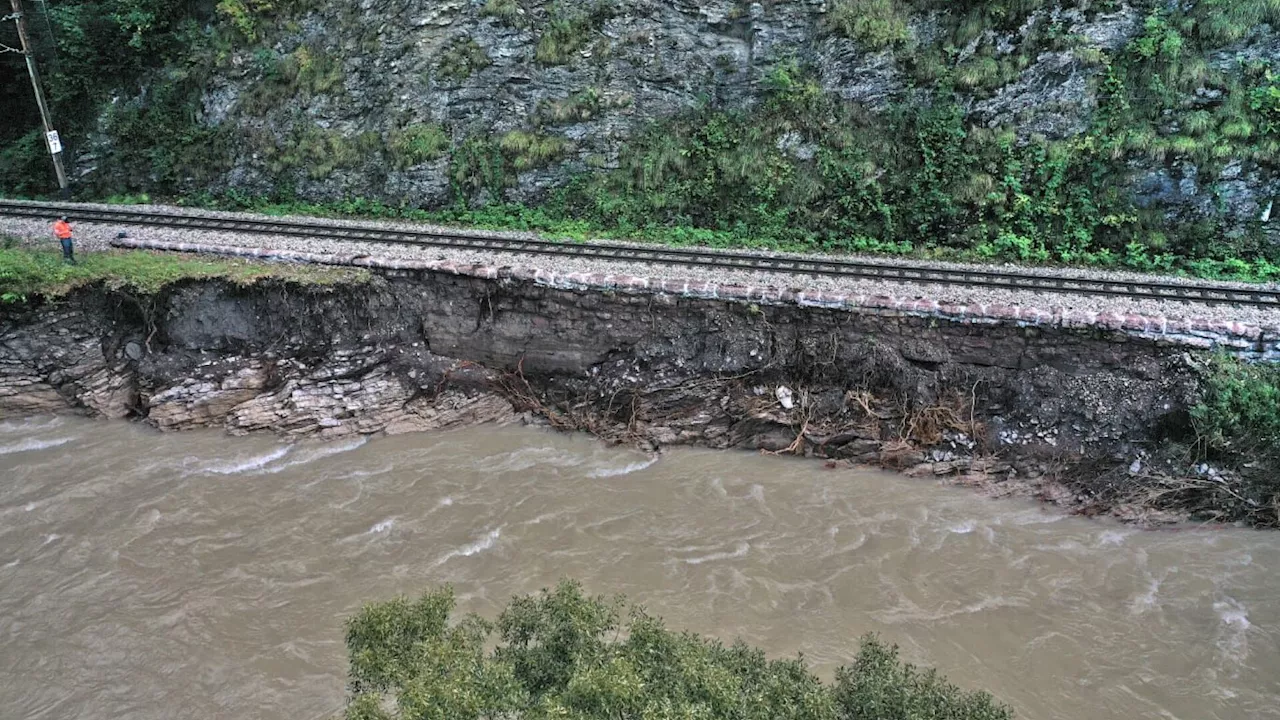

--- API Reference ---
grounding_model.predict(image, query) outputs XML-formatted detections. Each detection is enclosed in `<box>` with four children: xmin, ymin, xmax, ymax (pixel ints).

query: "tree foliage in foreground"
<box><xmin>343</xmin><ymin>580</ymin><xmax>1013</xmax><ymax>720</ymax></box>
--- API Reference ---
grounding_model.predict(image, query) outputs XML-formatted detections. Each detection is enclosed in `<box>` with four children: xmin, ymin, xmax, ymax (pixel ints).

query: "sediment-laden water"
<box><xmin>1</xmin><ymin>417</ymin><xmax>1276</xmax><ymax>720</ymax></box>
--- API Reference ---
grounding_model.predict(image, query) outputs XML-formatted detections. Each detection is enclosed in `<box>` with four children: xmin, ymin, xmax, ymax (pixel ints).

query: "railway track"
<box><xmin>4</xmin><ymin>198</ymin><xmax>1280</xmax><ymax>309</ymax></box>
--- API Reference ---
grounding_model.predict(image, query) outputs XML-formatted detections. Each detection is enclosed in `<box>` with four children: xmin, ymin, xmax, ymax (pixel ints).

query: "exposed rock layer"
<box><xmin>0</xmin><ymin>265</ymin><xmax>1221</xmax><ymax>522</ymax></box>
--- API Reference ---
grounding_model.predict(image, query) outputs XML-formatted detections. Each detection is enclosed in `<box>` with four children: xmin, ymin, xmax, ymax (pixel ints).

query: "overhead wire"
<box><xmin>34</xmin><ymin>0</ymin><xmax>58</xmax><ymax>64</ymax></box>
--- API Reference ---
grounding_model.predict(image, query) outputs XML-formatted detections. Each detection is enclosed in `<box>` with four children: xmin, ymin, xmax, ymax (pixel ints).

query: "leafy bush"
<box><xmin>1249</xmin><ymin>65</ymin><xmax>1280</xmax><ymax>136</ymax></box>
<box><xmin>1192</xmin><ymin>356</ymin><xmax>1280</xmax><ymax>460</ymax></box>
<box><xmin>216</xmin><ymin>0</ymin><xmax>274</xmax><ymax>40</ymax></box>
<box><xmin>1187</xmin><ymin>356</ymin><xmax>1280</xmax><ymax>526</ymax></box>
<box><xmin>343</xmin><ymin>580</ymin><xmax>1013</xmax><ymax>720</ymax></box>
<box><xmin>835</xmin><ymin>639</ymin><xmax>1013</xmax><ymax>720</ymax></box>
<box><xmin>0</xmin><ymin>131</ymin><xmax>54</xmax><ymax>196</ymax></box>
<box><xmin>1129</xmin><ymin>11</ymin><xmax>1184</xmax><ymax>62</ymax></box>
<box><xmin>98</xmin><ymin>72</ymin><xmax>234</xmax><ymax>190</ymax></box>
<box><xmin>450</xmin><ymin>136</ymin><xmax>509</xmax><ymax>200</ymax></box>
<box><xmin>439</xmin><ymin>130</ymin><xmax>569</xmax><ymax>202</ymax></box>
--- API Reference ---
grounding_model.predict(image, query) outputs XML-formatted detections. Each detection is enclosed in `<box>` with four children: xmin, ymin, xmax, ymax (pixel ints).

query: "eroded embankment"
<box><xmin>0</xmin><ymin>260</ymin><xmax>1269</xmax><ymax>524</ymax></box>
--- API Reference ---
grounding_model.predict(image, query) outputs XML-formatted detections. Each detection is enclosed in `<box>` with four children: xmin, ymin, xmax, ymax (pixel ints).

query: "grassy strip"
<box><xmin>94</xmin><ymin>192</ymin><xmax>1278</xmax><ymax>285</ymax></box>
<box><xmin>0</xmin><ymin>244</ymin><xmax>365</xmax><ymax>303</ymax></box>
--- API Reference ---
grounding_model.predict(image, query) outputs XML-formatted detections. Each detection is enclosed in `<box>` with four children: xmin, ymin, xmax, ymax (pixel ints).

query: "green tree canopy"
<box><xmin>342</xmin><ymin>579</ymin><xmax>1013</xmax><ymax>720</ymax></box>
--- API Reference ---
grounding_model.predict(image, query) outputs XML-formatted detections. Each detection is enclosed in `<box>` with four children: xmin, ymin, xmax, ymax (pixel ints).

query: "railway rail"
<box><xmin>4</xmin><ymin>198</ymin><xmax>1280</xmax><ymax>309</ymax></box>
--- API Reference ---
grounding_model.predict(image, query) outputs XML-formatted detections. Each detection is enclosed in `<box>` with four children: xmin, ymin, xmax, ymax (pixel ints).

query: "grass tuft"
<box><xmin>826</xmin><ymin>0</ymin><xmax>910</xmax><ymax>49</ymax></box>
<box><xmin>388</xmin><ymin>125</ymin><xmax>450</xmax><ymax>170</ymax></box>
<box><xmin>499</xmin><ymin>131</ymin><xmax>569</xmax><ymax>170</ymax></box>
<box><xmin>435</xmin><ymin>37</ymin><xmax>491</xmax><ymax>83</ymax></box>
<box><xmin>535</xmin><ymin>1</ymin><xmax>615</xmax><ymax>65</ymax></box>
<box><xmin>480</xmin><ymin>0</ymin><xmax>525</xmax><ymax>26</ymax></box>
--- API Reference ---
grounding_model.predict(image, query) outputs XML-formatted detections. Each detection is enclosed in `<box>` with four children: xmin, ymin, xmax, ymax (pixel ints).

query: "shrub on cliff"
<box><xmin>1190</xmin><ymin>356</ymin><xmax>1280</xmax><ymax>525</ymax></box>
<box><xmin>342</xmin><ymin>579</ymin><xmax>1013</xmax><ymax>720</ymax></box>
<box><xmin>1193</xmin><ymin>356</ymin><xmax>1280</xmax><ymax>458</ymax></box>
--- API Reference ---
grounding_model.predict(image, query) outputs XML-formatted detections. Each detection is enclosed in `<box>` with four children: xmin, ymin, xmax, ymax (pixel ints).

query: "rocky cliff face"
<box><xmin>0</xmin><ymin>266</ymin><xmax>1222</xmax><ymax>522</ymax></box>
<box><xmin>70</xmin><ymin>0</ymin><xmax>1279</xmax><ymax>245</ymax></box>
<box><xmin>180</xmin><ymin>0</ymin><xmax>1136</xmax><ymax>201</ymax></box>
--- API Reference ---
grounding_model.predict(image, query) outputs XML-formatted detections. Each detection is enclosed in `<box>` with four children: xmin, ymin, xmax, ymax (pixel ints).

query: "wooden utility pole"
<box><xmin>7</xmin><ymin>0</ymin><xmax>68</xmax><ymax>193</ymax></box>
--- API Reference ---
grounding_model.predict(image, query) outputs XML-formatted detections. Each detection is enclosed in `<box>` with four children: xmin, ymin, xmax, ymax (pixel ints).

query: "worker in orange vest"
<box><xmin>52</xmin><ymin>215</ymin><xmax>75</xmax><ymax>265</ymax></box>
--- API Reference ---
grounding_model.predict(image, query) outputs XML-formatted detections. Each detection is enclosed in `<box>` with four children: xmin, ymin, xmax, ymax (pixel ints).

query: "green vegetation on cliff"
<box><xmin>3</xmin><ymin>0</ymin><xmax>1280</xmax><ymax>278</ymax></box>
<box><xmin>1187</xmin><ymin>356</ymin><xmax>1280</xmax><ymax>525</ymax></box>
<box><xmin>342</xmin><ymin>579</ymin><xmax>1013</xmax><ymax>720</ymax></box>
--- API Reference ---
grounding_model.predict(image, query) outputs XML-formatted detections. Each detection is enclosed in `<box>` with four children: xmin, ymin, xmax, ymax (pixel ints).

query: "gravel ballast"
<box><xmin>3</xmin><ymin>204</ymin><xmax>1280</xmax><ymax>330</ymax></box>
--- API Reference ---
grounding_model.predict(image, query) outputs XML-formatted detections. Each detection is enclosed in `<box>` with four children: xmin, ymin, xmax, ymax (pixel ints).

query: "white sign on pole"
<box><xmin>46</xmin><ymin>130</ymin><xmax>62</xmax><ymax>155</ymax></box>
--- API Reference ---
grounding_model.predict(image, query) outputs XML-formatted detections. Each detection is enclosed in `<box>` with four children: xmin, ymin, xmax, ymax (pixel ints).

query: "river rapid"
<box><xmin>1</xmin><ymin>416</ymin><xmax>1276</xmax><ymax>720</ymax></box>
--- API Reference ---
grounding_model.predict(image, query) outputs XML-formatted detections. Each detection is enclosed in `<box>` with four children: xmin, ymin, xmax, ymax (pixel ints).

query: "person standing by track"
<box><xmin>52</xmin><ymin>215</ymin><xmax>75</xmax><ymax>265</ymax></box>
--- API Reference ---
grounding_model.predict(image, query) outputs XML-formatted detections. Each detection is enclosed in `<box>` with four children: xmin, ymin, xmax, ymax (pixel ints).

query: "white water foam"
<box><xmin>1098</xmin><ymin>530</ymin><xmax>1133</xmax><ymax>547</ymax></box>
<box><xmin>875</xmin><ymin>594</ymin><xmax>1028</xmax><ymax>624</ymax></box>
<box><xmin>141</xmin><ymin>509</ymin><xmax>162</xmax><ymax>531</ymax></box>
<box><xmin>260</xmin><ymin>437</ymin><xmax>367</xmax><ymax>474</ymax></box>
<box><xmin>835</xmin><ymin>532</ymin><xmax>868</xmax><ymax>554</ymax></box>
<box><xmin>432</xmin><ymin>528</ymin><xmax>502</xmax><ymax>567</ymax></box>
<box><xmin>998</xmin><ymin>509</ymin><xmax>1069</xmax><ymax>527</ymax></box>
<box><xmin>1214</xmin><ymin>596</ymin><xmax>1252</xmax><ymax>664</ymax></box>
<box><xmin>683</xmin><ymin>541</ymin><xmax>751</xmax><ymax>565</ymax></box>
<box><xmin>1216</xmin><ymin>598</ymin><xmax>1251</xmax><ymax>631</ymax></box>
<box><xmin>0</xmin><ymin>436</ymin><xmax>73</xmax><ymax>456</ymax></box>
<box><xmin>368</xmin><ymin>518</ymin><xmax>396</xmax><ymax>534</ymax></box>
<box><xmin>948</xmin><ymin>521</ymin><xmax>977</xmax><ymax>534</ymax></box>
<box><xmin>456</xmin><ymin>528</ymin><xmax>501</xmax><ymax>557</ymax></box>
<box><xmin>438</xmin><ymin>497</ymin><xmax>454</xmax><ymax>508</ymax></box>
<box><xmin>2</xmin><ymin>559</ymin><xmax>18</xmax><ymax>569</ymax></box>
<box><xmin>521</xmin><ymin>511</ymin><xmax>567</xmax><ymax>526</ymax></box>
<box><xmin>0</xmin><ymin>416</ymin><xmax>64</xmax><ymax>434</ymax></box>
<box><xmin>203</xmin><ymin>446</ymin><xmax>292</xmax><ymax>475</ymax></box>
<box><xmin>1130</xmin><ymin>577</ymin><xmax>1161</xmax><ymax>615</ymax></box>
<box><xmin>476</xmin><ymin>447</ymin><xmax>584</xmax><ymax>474</ymax></box>
<box><xmin>329</xmin><ymin>465</ymin><xmax>394</xmax><ymax>483</ymax></box>
<box><xmin>587</xmin><ymin>457</ymin><xmax>657</xmax><ymax>478</ymax></box>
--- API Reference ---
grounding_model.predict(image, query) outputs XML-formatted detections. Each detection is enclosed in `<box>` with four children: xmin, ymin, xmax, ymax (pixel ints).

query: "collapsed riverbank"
<box><xmin>1</xmin><ymin>247</ymin><xmax>1277</xmax><ymax>526</ymax></box>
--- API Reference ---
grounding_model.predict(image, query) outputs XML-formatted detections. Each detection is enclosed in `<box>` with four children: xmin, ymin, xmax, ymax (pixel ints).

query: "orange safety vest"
<box><xmin>53</xmin><ymin>220</ymin><xmax>72</xmax><ymax>239</ymax></box>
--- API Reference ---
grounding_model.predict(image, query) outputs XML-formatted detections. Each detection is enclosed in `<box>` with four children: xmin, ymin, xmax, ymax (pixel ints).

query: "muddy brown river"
<box><xmin>1</xmin><ymin>417</ymin><xmax>1276</xmax><ymax>720</ymax></box>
